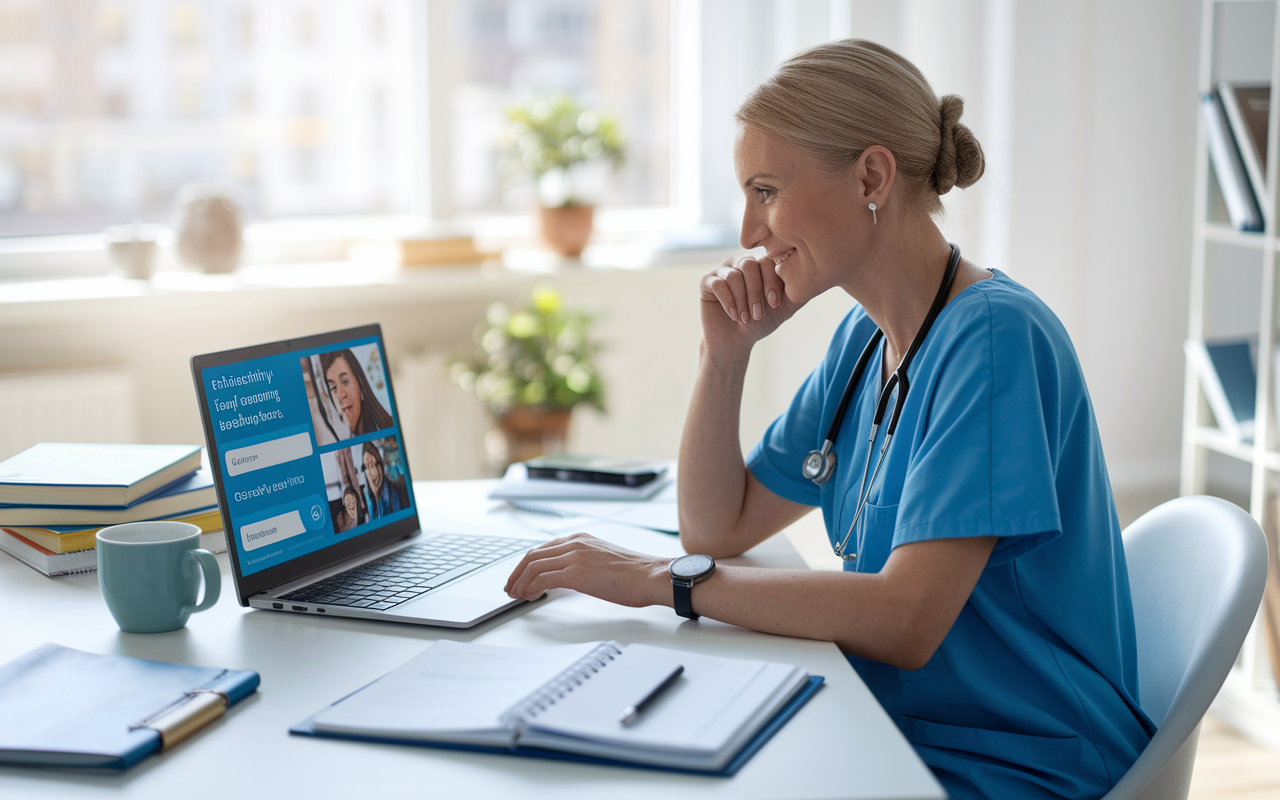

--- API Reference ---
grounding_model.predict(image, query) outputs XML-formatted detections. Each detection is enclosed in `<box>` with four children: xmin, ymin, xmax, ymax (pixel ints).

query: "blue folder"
<box><xmin>0</xmin><ymin>643</ymin><xmax>259</xmax><ymax>770</ymax></box>
<box><xmin>290</xmin><ymin>675</ymin><xmax>823</xmax><ymax>777</ymax></box>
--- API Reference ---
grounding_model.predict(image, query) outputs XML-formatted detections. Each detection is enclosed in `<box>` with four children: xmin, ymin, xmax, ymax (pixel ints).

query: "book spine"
<box><xmin>1202</xmin><ymin>92</ymin><xmax>1264</xmax><ymax>232</ymax></box>
<box><xmin>1186</xmin><ymin>340</ymin><xmax>1246</xmax><ymax>442</ymax></box>
<box><xmin>1218</xmin><ymin>81</ymin><xmax>1270</xmax><ymax>219</ymax></box>
<box><xmin>500</xmin><ymin>641</ymin><xmax>624</xmax><ymax>733</ymax></box>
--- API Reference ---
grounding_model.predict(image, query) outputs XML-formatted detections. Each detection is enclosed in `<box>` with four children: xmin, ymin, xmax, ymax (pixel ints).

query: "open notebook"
<box><xmin>292</xmin><ymin>640</ymin><xmax>820</xmax><ymax>775</ymax></box>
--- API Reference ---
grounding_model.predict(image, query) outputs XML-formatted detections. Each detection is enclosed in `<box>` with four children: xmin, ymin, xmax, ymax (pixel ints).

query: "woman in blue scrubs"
<box><xmin>505</xmin><ymin>39</ymin><xmax>1153</xmax><ymax>799</ymax></box>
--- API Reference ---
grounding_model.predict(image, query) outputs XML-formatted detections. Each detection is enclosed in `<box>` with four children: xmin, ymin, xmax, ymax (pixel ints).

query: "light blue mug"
<box><xmin>97</xmin><ymin>521</ymin><xmax>221</xmax><ymax>633</ymax></box>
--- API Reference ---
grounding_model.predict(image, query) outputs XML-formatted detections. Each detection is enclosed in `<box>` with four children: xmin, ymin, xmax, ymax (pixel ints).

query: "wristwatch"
<box><xmin>669</xmin><ymin>554</ymin><xmax>716</xmax><ymax>620</ymax></box>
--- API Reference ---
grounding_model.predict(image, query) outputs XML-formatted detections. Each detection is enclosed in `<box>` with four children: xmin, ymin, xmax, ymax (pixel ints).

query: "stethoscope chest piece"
<box><xmin>802</xmin><ymin>443</ymin><xmax>836</xmax><ymax>484</ymax></box>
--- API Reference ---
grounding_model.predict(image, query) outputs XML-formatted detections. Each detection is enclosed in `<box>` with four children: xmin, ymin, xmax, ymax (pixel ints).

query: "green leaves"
<box><xmin>503</xmin><ymin>95</ymin><xmax>625</xmax><ymax>204</ymax></box>
<box><xmin>453</xmin><ymin>285</ymin><xmax>605</xmax><ymax>415</ymax></box>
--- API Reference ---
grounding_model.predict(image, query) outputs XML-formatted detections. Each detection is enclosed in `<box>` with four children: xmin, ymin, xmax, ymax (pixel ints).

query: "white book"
<box><xmin>507</xmin><ymin>478</ymin><xmax>679</xmax><ymax>533</ymax></box>
<box><xmin>1218</xmin><ymin>81</ymin><xmax>1270</xmax><ymax>220</ymax></box>
<box><xmin>0</xmin><ymin>528</ymin><xmax>225</xmax><ymax>578</ymax></box>
<box><xmin>489</xmin><ymin>462</ymin><xmax>672</xmax><ymax>501</ymax></box>
<box><xmin>304</xmin><ymin>639</ymin><xmax>812</xmax><ymax>773</ymax></box>
<box><xmin>1202</xmin><ymin>92</ymin><xmax>1264</xmax><ymax>232</ymax></box>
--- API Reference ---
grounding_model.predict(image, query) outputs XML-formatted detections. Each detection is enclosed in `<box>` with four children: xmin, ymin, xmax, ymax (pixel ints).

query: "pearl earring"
<box><xmin>869</xmin><ymin>203</ymin><xmax>878</xmax><ymax>225</ymax></box>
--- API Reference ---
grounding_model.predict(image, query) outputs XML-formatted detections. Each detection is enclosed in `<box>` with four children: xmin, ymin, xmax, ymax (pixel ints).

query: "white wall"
<box><xmin>1003</xmin><ymin>0</ymin><xmax>1199</xmax><ymax>493</ymax></box>
<box><xmin>0</xmin><ymin>1</ymin><xmax>1205</xmax><ymax>498</ymax></box>
<box><xmin>700</xmin><ymin>0</ymin><xmax>1202</xmax><ymax>493</ymax></box>
<box><xmin>840</xmin><ymin>0</ymin><xmax>1201</xmax><ymax>493</ymax></box>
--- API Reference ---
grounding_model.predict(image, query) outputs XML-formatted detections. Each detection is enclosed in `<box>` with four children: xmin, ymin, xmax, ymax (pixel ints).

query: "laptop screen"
<box><xmin>195</xmin><ymin>327</ymin><xmax>416</xmax><ymax>582</ymax></box>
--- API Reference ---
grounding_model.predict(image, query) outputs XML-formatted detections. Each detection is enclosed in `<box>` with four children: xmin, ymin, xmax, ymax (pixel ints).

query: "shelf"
<box><xmin>1187</xmin><ymin>0</ymin><xmax>1280</xmax><ymax>752</ymax></box>
<box><xmin>1202</xmin><ymin>221</ymin><xmax>1267</xmax><ymax>248</ymax></box>
<box><xmin>1190</xmin><ymin>426</ymin><xmax>1280</xmax><ymax>471</ymax></box>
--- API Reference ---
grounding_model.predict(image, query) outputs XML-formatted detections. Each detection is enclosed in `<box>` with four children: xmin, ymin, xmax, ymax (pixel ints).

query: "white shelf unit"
<box><xmin>1183</xmin><ymin>0</ymin><xmax>1280</xmax><ymax>751</ymax></box>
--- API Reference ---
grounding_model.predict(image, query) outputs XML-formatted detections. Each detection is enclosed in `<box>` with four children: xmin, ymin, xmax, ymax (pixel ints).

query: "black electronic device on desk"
<box><xmin>525</xmin><ymin>455</ymin><xmax>668</xmax><ymax>487</ymax></box>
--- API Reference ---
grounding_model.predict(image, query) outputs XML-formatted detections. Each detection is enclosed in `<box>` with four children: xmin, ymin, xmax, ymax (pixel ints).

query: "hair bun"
<box><xmin>934</xmin><ymin>95</ymin><xmax>985</xmax><ymax>195</ymax></box>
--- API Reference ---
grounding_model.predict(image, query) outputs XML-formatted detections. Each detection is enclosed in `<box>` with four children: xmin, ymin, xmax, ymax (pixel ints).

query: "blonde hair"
<box><xmin>736</xmin><ymin>39</ymin><xmax>984</xmax><ymax>214</ymax></box>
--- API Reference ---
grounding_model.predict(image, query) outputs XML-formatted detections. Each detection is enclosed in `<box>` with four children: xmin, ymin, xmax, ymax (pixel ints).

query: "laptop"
<box><xmin>191</xmin><ymin>324</ymin><xmax>544</xmax><ymax>628</ymax></box>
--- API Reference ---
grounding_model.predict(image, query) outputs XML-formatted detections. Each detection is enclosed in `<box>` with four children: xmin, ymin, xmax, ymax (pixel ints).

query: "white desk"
<box><xmin>0</xmin><ymin>481</ymin><xmax>944</xmax><ymax>800</ymax></box>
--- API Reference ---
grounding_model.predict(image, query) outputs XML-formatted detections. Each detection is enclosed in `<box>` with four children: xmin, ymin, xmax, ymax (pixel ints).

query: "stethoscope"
<box><xmin>800</xmin><ymin>243</ymin><xmax>962</xmax><ymax>564</ymax></box>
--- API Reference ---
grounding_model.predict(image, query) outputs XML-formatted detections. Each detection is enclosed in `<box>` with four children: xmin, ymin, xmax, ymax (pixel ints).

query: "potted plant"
<box><xmin>504</xmin><ymin>96</ymin><xmax>624</xmax><ymax>257</ymax></box>
<box><xmin>451</xmin><ymin>286</ymin><xmax>605</xmax><ymax>466</ymax></box>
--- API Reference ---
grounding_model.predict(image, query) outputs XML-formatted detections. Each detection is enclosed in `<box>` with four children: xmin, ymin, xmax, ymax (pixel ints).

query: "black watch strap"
<box><xmin>673</xmin><ymin>579</ymin><xmax>697</xmax><ymax>620</ymax></box>
<box><xmin>669</xmin><ymin>554</ymin><xmax>714</xmax><ymax>621</ymax></box>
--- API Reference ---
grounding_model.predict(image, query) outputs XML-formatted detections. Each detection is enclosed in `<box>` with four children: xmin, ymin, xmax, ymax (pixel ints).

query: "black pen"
<box><xmin>618</xmin><ymin>664</ymin><xmax>684</xmax><ymax>726</ymax></box>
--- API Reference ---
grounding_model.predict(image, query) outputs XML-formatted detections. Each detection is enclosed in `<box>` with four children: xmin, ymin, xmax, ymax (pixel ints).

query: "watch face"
<box><xmin>670</xmin><ymin>554</ymin><xmax>714</xmax><ymax>579</ymax></box>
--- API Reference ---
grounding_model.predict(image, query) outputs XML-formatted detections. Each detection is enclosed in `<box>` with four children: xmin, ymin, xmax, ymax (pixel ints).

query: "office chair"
<box><xmin>1101</xmin><ymin>496</ymin><xmax>1268</xmax><ymax>800</ymax></box>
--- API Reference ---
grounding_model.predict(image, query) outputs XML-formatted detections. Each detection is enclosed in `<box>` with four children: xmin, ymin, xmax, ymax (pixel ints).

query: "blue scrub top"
<box><xmin>747</xmin><ymin>270</ymin><xmax>1154</xmax><ymax>800</ymax></box>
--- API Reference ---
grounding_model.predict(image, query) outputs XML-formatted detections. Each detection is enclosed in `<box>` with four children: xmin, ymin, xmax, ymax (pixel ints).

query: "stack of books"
<box><xmin>1202</xmin><ymin>82</ymin><xmax>1270</xmax><ymax>231</ymax></box>
<box><xmin>0</xmin><ymin>443</ymin><xmax>223</xmax><ymax>577</ymax></box>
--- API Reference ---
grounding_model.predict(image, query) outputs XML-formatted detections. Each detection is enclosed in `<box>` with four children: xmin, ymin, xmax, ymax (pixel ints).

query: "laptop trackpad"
<box><xmin>397</xmin><ymin>558</ymin><xmax>520</xmax><ymax>623</ymax></box>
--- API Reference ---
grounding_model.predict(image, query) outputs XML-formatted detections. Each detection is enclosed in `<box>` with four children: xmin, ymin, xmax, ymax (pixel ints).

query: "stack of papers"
<box><xmin>489</xmin><ymin>463</ymin><xmax>678</xmax><ymax>534</ymax></box>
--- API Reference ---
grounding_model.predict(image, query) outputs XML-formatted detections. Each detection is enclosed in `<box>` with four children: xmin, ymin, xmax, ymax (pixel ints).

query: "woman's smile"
<box><xmin>769</xmin><ymin>248</ymin><xmax>796</xmax><ymax>270</ymax></box>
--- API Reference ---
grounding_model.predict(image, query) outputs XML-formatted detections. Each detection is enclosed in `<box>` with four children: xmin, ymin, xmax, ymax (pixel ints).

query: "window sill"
<box><xmin>0</xmin><ymin>209</ymin><xmax>732</xmax><ymax>281</ymax></box>
<box><xmin>0</xmin><ymin>240</ymin><xmax>741</xmax><ymax>329</ymax></box>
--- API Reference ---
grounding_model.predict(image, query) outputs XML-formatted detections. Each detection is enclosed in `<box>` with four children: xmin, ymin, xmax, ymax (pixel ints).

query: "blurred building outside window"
<box><xmin>449</xmin><ymin>0</ymin><xmax>670</xmax><ymax>215</ymax></box>
<box><xmin>0</xmin><ymin>0</ymin><xmax>675</xmax><ymax>242</ymax></box>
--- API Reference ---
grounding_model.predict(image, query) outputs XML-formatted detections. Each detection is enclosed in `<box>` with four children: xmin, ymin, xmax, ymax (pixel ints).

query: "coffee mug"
<box><xmin>104</xmin><ymin>224</ymin><xmax>160</xmax><ymax>280</ymax></box>
<box><xmin>97</xmin><ymin>521</ymin><xmax>221</xmax><ymax>633</ymax></box>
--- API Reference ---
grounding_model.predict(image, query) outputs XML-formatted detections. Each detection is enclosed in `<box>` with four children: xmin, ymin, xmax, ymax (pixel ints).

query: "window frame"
<box><xmin>0</xmin><ymin>0</ymin><xmax>854</xmax><ymax>280</ymax></box>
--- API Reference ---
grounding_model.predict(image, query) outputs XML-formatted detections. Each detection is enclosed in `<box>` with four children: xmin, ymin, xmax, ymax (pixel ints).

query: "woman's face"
<box><xmin>733</xmin><ymin>123</ymin><xmax>868</xmax><ymax>305</ymax></box>
<box><xmin>343</xmin><ymin>491</ymin><xmax>357</xmax><ymax>517</ymax></box>
<box><xmin>363</xmin><ymin>451</ymin><xmax>382</xmax><ymax>492</ymax></box>
<box><xmin>325</xmin><ymin>355</ymin><xmax>363</xmax><ymax>431</ymax></box>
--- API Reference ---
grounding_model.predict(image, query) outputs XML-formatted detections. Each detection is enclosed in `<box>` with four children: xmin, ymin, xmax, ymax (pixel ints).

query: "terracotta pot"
<box><xmin>538</xmin><ymin>205</ymin><xmax>594</xmax><ymax>258</ymax></box>
<box><xmin>496</xmin><ymin>406</ymin><xmax>572</xmax><ymax>466</ymax></box>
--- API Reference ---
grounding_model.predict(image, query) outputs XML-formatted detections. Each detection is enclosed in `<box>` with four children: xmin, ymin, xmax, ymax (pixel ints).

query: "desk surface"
<box><xmin>0</xmin><ymin>481</ymin><xmax>943</xmax><ymax>800</ymax></box>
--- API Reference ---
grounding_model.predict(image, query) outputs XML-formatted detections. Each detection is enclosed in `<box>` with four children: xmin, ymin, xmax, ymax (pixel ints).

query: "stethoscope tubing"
<box><xmin>825</xmin><ymin>244</ymin><xmax>962</xmax><ymax>564</ymax></box>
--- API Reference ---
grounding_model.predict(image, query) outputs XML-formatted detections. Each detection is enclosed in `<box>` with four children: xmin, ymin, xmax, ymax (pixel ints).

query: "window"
<box><xmin>0</xmin><ymin>0</ymin><xmax>680</xmax><ymax>238</ymax></box>
<box><xmin>448</xmin><ymin>0</ymin><xmax>671</xmax><ymax>215</ymax></box>
<box><xmin>0</xmin><ymin>0</ymin><xmax>857</xmax><ymax>255</ymax></box>
<box><xmin>0</xmin><ymin>1</ymin><xmax>417</xmax><ymax>236</ymax></box>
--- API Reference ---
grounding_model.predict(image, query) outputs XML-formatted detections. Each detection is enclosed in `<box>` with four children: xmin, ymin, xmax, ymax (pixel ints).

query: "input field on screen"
<box><xmin>241</xmin><ymin>510</ymin><xmax>306</xmax><ymax>552</ymax></box>
<box><xmin>225</xmin><ymin>432</ymin><xmax>313</xmax><ymax>477</ymax></box>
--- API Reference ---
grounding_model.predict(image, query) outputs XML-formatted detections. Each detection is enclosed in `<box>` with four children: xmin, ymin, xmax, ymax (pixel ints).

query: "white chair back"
<box><xmin>1102</xmin><ymin>496</ymin><xmax>1268</xmax><ymax>800</ymax></box>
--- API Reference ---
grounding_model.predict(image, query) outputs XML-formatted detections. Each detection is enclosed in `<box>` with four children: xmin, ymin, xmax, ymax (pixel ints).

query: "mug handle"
<box><xmin>182</xmin><ymin>549</ymin><xmax>222</xmax><ymax>615</ymax></box>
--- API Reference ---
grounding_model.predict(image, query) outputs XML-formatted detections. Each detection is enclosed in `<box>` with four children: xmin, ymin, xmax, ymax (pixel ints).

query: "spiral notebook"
<box><xmin>291</xmin><ymin>640</ymin><xmax>820</xmax><ymax>775</ymax></box>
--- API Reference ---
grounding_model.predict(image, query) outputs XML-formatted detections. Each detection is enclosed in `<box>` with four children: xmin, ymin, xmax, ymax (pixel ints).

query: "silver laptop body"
<box><xmin>191</xmin><ymin>324</ymin><xmax>544</xmax><ymax>628</ymax></box>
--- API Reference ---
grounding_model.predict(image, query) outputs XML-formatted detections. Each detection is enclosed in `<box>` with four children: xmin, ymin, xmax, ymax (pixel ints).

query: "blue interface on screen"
<box><xmin>202</xmin><ymin>335</ymin><xmax>415</xmax><ymax>577</ymax></box>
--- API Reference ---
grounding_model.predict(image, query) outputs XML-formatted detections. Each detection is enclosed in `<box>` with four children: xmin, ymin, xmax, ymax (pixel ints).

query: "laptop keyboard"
<box><xmin>280</xmin><ymin>533</ymin><xmax>540</xmax><ymax>611</ymax></box>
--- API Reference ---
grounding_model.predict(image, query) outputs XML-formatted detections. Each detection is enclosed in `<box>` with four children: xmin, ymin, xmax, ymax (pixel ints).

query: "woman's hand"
<box><xmin>504</xmin><ymin>533</ymin><xmax>670</xmax><ymax>609</ymax></box>
<box><xmin>700</xmin><ymin>254</ymin><xmax>802</xmax><ymax>354</ymax></box>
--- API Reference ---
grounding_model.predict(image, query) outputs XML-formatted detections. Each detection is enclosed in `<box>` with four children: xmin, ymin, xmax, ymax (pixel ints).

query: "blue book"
<box><xmin>0</xmin><ymin>443</ymin><xmax>203</xmax><ymax>508</ymax></box>
<box><xmin>0</xmin><ymin>458</ymin><xmax>217</xmax><ymax>526</ymax></box>
<box><xmin>1186</xmin><ymin>339</ymin><xmax>1257</xmax><ymax>442</ymax></box>
<box><xmin>0</xmin><ymin>643</ymin><xmax>259</xmax><ymax>769</ymax></box>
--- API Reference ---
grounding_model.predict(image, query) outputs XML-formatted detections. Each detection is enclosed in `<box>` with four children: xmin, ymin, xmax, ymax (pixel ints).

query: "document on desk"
<box><xmin>505</xmin><ymin>474</ymin><xmax>679</xmax><ymax>534</ymax></box>
<box><xmin>295</xmin><ymin>639</ymin><xmax>821</xmax><ymax>775</ymax></box>
<box><xmin>490</xmin><ymin>463</ymin><xmax>673</xmax><ymax>501</ymax></box>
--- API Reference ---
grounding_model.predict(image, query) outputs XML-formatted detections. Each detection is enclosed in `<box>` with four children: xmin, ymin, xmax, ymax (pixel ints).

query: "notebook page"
<box><xmin>524</xmin><ymin>644</ymin><xmax>803</xmax><ymax>755</ymax></box>
<box><xmin>312</xmin><ymin>640</ymin><xmax>602</xmax><ymax>743</ymax></box>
